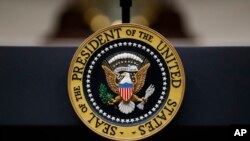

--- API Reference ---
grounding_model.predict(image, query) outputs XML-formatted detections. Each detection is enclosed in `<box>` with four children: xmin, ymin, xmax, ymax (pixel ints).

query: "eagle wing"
<box><xmin>134</xmin><ymin>63</ymin><xmax>150</xmax><ymax>94</ymax></box>
<box><xmin>102</xmin><ymin>65</ymin><xmax>119</xmax><ymax>94</ymax></box>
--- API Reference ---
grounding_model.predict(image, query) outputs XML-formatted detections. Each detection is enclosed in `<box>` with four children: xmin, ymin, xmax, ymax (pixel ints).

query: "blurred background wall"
<box><xmin>0</xmin><ymin>0</ymin><xmax>250</xmax><ymax>46</ymax></box>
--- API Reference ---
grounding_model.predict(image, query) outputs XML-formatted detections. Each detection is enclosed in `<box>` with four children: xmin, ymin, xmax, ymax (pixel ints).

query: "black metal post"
<box><xmin>120</xmin><ymin>0</ymin><xmax>132</xmax><ymax>23</ymax></box>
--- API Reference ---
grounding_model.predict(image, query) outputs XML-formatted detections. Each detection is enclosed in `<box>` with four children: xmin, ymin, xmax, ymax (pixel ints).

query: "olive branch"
<box><xmin>99</xmin><ymin>83</ymin><xmax>114</xmax><ymax>105</ymax></box>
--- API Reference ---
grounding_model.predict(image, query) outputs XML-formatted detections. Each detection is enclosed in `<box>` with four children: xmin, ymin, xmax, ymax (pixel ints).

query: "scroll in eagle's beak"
<box><xmin>121</xmin><ymin>72</ymin><xmax>125</xmax><ymax>77</ymax></box>
<box><xmin>121</xmin><ymin>72</ymin><xmax>127</xmax><ymax>77</ymax></box>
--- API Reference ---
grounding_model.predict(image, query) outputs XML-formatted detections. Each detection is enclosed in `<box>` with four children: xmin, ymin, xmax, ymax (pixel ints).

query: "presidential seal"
<box><xmin>68</xmin><ymin>24</ymin><xmax>185</xmax><ymax>140</ymax></box>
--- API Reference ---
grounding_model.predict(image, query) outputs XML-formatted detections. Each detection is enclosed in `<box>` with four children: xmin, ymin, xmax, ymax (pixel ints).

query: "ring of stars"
<box><xmin>85</xmin><ymin>42</ymin><xmax>168</xmax><ymax>124</ymax></box>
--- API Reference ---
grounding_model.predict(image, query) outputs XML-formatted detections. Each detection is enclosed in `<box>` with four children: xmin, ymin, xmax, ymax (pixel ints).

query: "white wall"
<box><xmin>0</xmin><ymin>0</ymin><xmax>67</xmax><ymax>45</ymax></box>
<box><xmin>177</xmin><ymin>0</ymin><xmax>250</xmax><ymax>46</ymax></box>
<box><xmin>0</xmin><ymin>0</ymin><xmax>250</xmax><ymax>46</ymax></box>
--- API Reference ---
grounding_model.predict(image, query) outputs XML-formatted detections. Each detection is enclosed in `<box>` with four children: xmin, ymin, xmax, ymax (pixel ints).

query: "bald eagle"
<box><xmin>102</xmin><ymin>63</ymin><xmax>150</xmax><ymax>114</ymax></box>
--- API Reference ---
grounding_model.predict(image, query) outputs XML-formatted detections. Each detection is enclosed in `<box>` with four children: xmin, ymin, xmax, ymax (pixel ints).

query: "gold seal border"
<box><xmin>68</xmin><ymin>23</ymin><xmax>185</xmax><ymax>140</ymax></box>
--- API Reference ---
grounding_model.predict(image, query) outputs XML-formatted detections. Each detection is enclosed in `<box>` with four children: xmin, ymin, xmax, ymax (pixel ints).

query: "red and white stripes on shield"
<box><xmin>119</xmin><ymin>83</ymin><xmax>134</xmax><ymax>101</ymax></box>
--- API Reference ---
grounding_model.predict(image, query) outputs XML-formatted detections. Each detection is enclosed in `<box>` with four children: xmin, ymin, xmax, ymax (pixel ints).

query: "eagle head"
<box><xmin>120</xmin><ymin>72</ymin><xmax>133</xmax><ymax>84</ymax></box>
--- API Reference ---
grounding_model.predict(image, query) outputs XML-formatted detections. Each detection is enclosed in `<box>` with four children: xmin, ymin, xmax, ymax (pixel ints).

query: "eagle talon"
<box><xmin>108</xmin><ymin>99</ymin><xmax>115</xmax><ymax>105</ymax></box>
<box><xmin>108</xmin><ymin>96</ymin><xmax>122</xmax><ymax>105</ymax></box>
